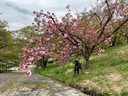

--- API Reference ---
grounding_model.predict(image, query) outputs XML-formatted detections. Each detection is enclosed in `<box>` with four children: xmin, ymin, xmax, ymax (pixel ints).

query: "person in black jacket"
<box><xmin>73</xmin><ymin>60</ymin><xmax>83</xmax><ymax>77</ymax></box>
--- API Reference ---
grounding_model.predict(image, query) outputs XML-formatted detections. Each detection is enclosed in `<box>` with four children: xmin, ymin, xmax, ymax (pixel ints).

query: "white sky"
<box><xmin>0</xmin><ymin>0</ymin><xmax>96</xmax><ymax>31</ymax></box>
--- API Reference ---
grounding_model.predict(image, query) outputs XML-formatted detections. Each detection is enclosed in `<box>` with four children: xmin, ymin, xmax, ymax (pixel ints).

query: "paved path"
<box><xmin>0</xmin><ymin>65</ymin><xmax>36</xmax><ymax>91</ymax></box>
<box><xmin>0</xmin><ymin>72</ymin><xmax>23</xmax><ymax>91</ymax></box>
<box><xmin>0</xmin><ymin>66</ymin><xmax>87</xmax><ymax>96</ymax></box>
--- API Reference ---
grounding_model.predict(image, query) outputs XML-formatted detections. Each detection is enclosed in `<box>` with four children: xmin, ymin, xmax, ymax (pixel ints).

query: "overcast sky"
<box><xmin>0</xmin><ymin>0</ymin><xmax>96</xmax><ymax>31</ymax></box>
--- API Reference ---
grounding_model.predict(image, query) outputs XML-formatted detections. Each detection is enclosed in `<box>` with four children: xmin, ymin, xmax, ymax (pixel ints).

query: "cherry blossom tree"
<box><xmin>19</xmin><ymin>0</ymin><xmax>128</xmax><ymax>76</ymax></box>
<box><xmin>18</xmin><ymin>36</ymin><xmax>51</xmax><ymax>70</ymax></box>
<box><xmin>32</xmin><ymin>0</ymin><xmax>128</xmax><ymax>69</ymax></box>
<box><xmin>18</xmin><ymin>27</ymin><xmax>80</xmax><ymax>76</ymax></box>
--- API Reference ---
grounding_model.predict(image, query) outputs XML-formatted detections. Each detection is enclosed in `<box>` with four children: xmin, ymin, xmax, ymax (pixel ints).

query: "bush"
<box><xmin>2</xmin><ymin>70</ymin><xmax>7</xmax><ymax>73</ymax></box>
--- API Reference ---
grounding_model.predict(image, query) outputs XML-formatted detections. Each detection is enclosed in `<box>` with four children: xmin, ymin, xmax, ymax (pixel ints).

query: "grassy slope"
<box><xmin>35</xmin><ymin>43</ymin><xmax>128</xmax><ymax>95</ymax></box>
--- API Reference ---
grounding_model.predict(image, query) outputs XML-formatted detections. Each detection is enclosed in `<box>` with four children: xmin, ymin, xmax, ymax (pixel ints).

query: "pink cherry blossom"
<box><xmin>58</xmin><ymin>33</ymin><xmax>61</xmax><ymax>36</ymax></box>
<box><xmin>41</xmin><ymin>47</ymin><xmax>45</xmax><ymax>50</ymax></box>
<box><xmin>98</xmin><ymin>53</ymin><xmax>101</xmax><ymax>56</ymax></box>
<box><xmin>72</xmin><ymin>25</ymin><xmax>76</xmax><ymax>29</ymax></box>
<box><xmin>104</xmin><ymin>40</ymin><xmax>109</xmax><ymax>43</ymax></box>
<box><xmin>53</xmin><ymin>61</ymin><xmax>56</xmax><ymax>65</ymax></box>
<box><xmin>19</xmin><ymin>56</ymin><xmax>22</xmax><ymax>58</ymax></box>
<box><xmin>38</xmin><ymin>66</ymin><xmax>41</xmax><ymax>69</ymax></box>
<box><xmin>33</xmin><ymin>11</ymin><xmax>36</xmax><ymax>14</ymax></box>
<box><xmin>64</xmin><ymin>34</ymin><xmax>67</xmax><ymax>38</ymax></box>
<box><xmin>48</xmin><ymin>20</ymin><xmax>52</xmax><ymax>24</ymax></box>
<box><xmin>32</xmin><ymin>52</ymin><xmax>38</xmax><ymax>57</ymax></box>
<box><xmin>20</xmin><ymin>62</ymin><xmax>25</xmax><ymax>68</ymax></box>
<box><xmin>73</xmin><ymin>46</ymin><xmax>76</xmax><ymax>49</ymax></box>
<box><xmin>46</xmin><ymin>38</ymin><xmax>50</xmax><ymax>41</ymax></box>
<box><xmin>38</xmin><ymin>51</ymin><xmax>45</xmax><ymax>55</ymax></box>
<box><xmin>18</xmin><ymin>67</ymin><xmax>23</xmax><ymax>71</ymax></box>
<box><xmin>77</xmin><ymin>15</ymin><xmax>80</xmax><ymax>18</ymax></box>
<box><xmin>45</xmin><ymin>29</ymin><xmax>50</xmax><ymax>34</ymax></box>
<box><xmin>46</xmin><ymin>14</ymin><xmax>50</xmax><ymax>18</ymax></box>
<box><xmin>29</xmin><ymin>61</ymin><xmax>34</xmax><ymax>64</ymax></box>
<box><xmin>22</xmin><ymin>47</ymin><xmax>27</xmax><ymax>51</ymax></box>
<box><xmin>27</xmin><ymin>56</ymin><xmax>34</xmax><ymax>61</ymax></box>
<box><xmin>79</xmin><ymin>46</ymin><xmax>82</xmax><ymax>49</ymax></box>
<box><xmin>101</xmin><ymin>49</ymin><xmax>105</xmax><ymax>53</ymax></box>
<box><xmin>72</xmin><ymin>54</ymin><xmax>76</xmax><ymax>56</ymax></box>
<box><xmin>35</xmin><ymin>28</ymin><xmax>39</xmax><ymax>31</ymax></box>
<box><xmin>123</xmin><ymin>33</ymin><xmax>125</xmax><ymax>35</ymax></box>
<box><xmin>25</xmin><ymin>71</ymin><xmax>32</xmax><ymax>77</ymax></box>
<box><xmin>53</xmin><ymin>47</ymin><xmax>55</xmax><ymax>50</ymax></box>
<box><xmin>24</xmin><ymin>65</ymin><xmax>29</xmax><ymax>70</ymax></box>
<box><xmin>51</xmin><ymin>35</ymin><xmax>54</xmax><ymax>39</ymax></box>
<box><xmin>59</xmin><ymin>41</ymin><xmax>63</xmax><ymax>43</ymax></box>
<box><xmin>27</xmin><ymin>48</ymin><xmax>33</xmax><ymax>53</ymax></box>
<box><xmin>18</xmin><ymin>53</ymin><xmax>21</xmax><ymax>56</ymax></box>
<box><xmin>17</xmin><ymin>36</ymin><xmax>21</xmax><ymax>39</ymax></box>
<box><xmin>100</xmin><ymin>49</ymin><xmax>105</xmax><ymax>53</ymax></box>
<box><xmin>34</xmin><ymin>46</ymin><xmax>40</xmax><ymax>51</ymax></box>
<box><xmin>30</xmin><ymin>40</ymin><xmax>34</xmax><ymax>43</ymax></box>
<box><xmin>90</xmin><ymin>10</ymin><xmax>92</xmax><ymax>12</ymax></box>
<box><xmin>110</xmin><ymin>43</ymin><xmax>112</xmax><ymax>46</ymax></box>
<box><xmin>36</xmin><ymin>56</ymin><xmax>41</xmax><ymax>60</ymax></box>
<box><xmin>44</xmin><ymin>52</ymin><xmax>50</xmax><ymax>55</ymax></box>
<box><xmin>52</xmin><ymin>43</ymin><xmax>55</xmax><ymax>46</ymax></box>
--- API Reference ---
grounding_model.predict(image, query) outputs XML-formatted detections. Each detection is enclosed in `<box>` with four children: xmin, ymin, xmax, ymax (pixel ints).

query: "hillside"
<box><xmin>35</xmin><ymin>43</ymin><xmax>128</xmax><ymax>95</ymax></box>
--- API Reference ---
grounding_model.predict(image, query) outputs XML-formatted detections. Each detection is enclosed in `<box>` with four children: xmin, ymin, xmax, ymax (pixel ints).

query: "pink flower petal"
<box><xmin>38</xmin><ymin>66</ymin><xmax>41</xmax><ymax>69</ymax></box>
<box><xmin>25</xmin><ymin>71</ymin><xmax>32</xmax><ymax>77</ymax></box>
<box><xmin>17</xmin><ymin>36</ymin><xmax>21</xmax><ymax>39</ymax></box>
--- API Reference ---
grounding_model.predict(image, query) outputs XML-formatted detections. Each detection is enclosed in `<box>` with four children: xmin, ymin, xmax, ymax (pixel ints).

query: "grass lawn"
<box><xmin>34</xmin><ymin>43</ymin><xmax>128</xmax><ymax>95</ymax></box>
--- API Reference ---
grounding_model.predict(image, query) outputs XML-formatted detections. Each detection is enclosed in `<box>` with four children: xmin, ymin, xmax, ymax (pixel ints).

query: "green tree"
<box><xmin>13</xmin><ymin>25</ymin><xmax>41</xmax><ymax>39</ymax></box>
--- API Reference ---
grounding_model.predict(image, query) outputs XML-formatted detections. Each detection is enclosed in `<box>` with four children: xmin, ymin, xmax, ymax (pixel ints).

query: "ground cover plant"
<box><xmin>35</xmin><ymin>43</ymin><xmax>128</xmax><ymax>95</ymax></box>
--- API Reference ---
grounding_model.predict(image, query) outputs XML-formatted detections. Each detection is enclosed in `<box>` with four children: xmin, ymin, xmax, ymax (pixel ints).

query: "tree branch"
<box><xmin>97</xmin><ymin>17</ymin><xmax>128</xmax><ymax>45</ymax></box>
<box><xmin>64</xmin><ymin>27</ymin><xmax>79</xmax><ymax>44</ymax></box>
<box><xmin>50</xmin><ymin>15</ymin><xmax>79</xmax><ymax>46</ymax></box>
<box><xmin>94</xmin><ymin>13</ymin><xmax>102</xmax><ymax>26</ymax></box>
<box><xmin>97</xmin><ymin>11</ymin><xmax>114</xmax><ymax>41</ymax></box>
<box><xmin>0</xmin><ymin>45</ymin><xmax>8</xmax><ymax>49</ymax></box>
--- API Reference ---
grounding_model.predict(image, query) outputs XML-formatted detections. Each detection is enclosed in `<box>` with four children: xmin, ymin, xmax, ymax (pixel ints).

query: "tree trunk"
<box><xmin>34</xmin><ymin>62</ymin><xmax>38</xmax><ymax>68</ymax></box>
<box><xmin>81</xmin><ymin>47</ymin><xmax>90</xmax><ymax>70</ymax></box>
<box><xmin>41</xmin><ymin>56</ymin><xmax>44</xmax><ymax>68</ymax></box>
<box><xmin>6</xmin><ymin>65</ymin><xmax>7</xmax><ymax>71</ymax></box>
<box><xmin>112</xmin><ymin>35</ymin><xmax>117</xmax><ymax>46</ymax></box>
<box><xmin>42</xmin><ymin>60</ymin><xmax>47</xmax><ymax>68</ymax></box>
<box><xmin>41</xmin><ymin>56</ymin><xmax>48</xmax><ymax>69</ymax></box>
<box><xmin>117</xmin><ymin>34</ymin><xmax>121</xmax><ymax>45</ymax></box>
<box><xmin>84</xmin><ymin>58</ymin><xmax>89</xmax><ymax>69</ymax></box>
<box><xmin>2</xmin><ymin>64</ymin><xmax>3</xmax><ymax>71</ymax></box>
